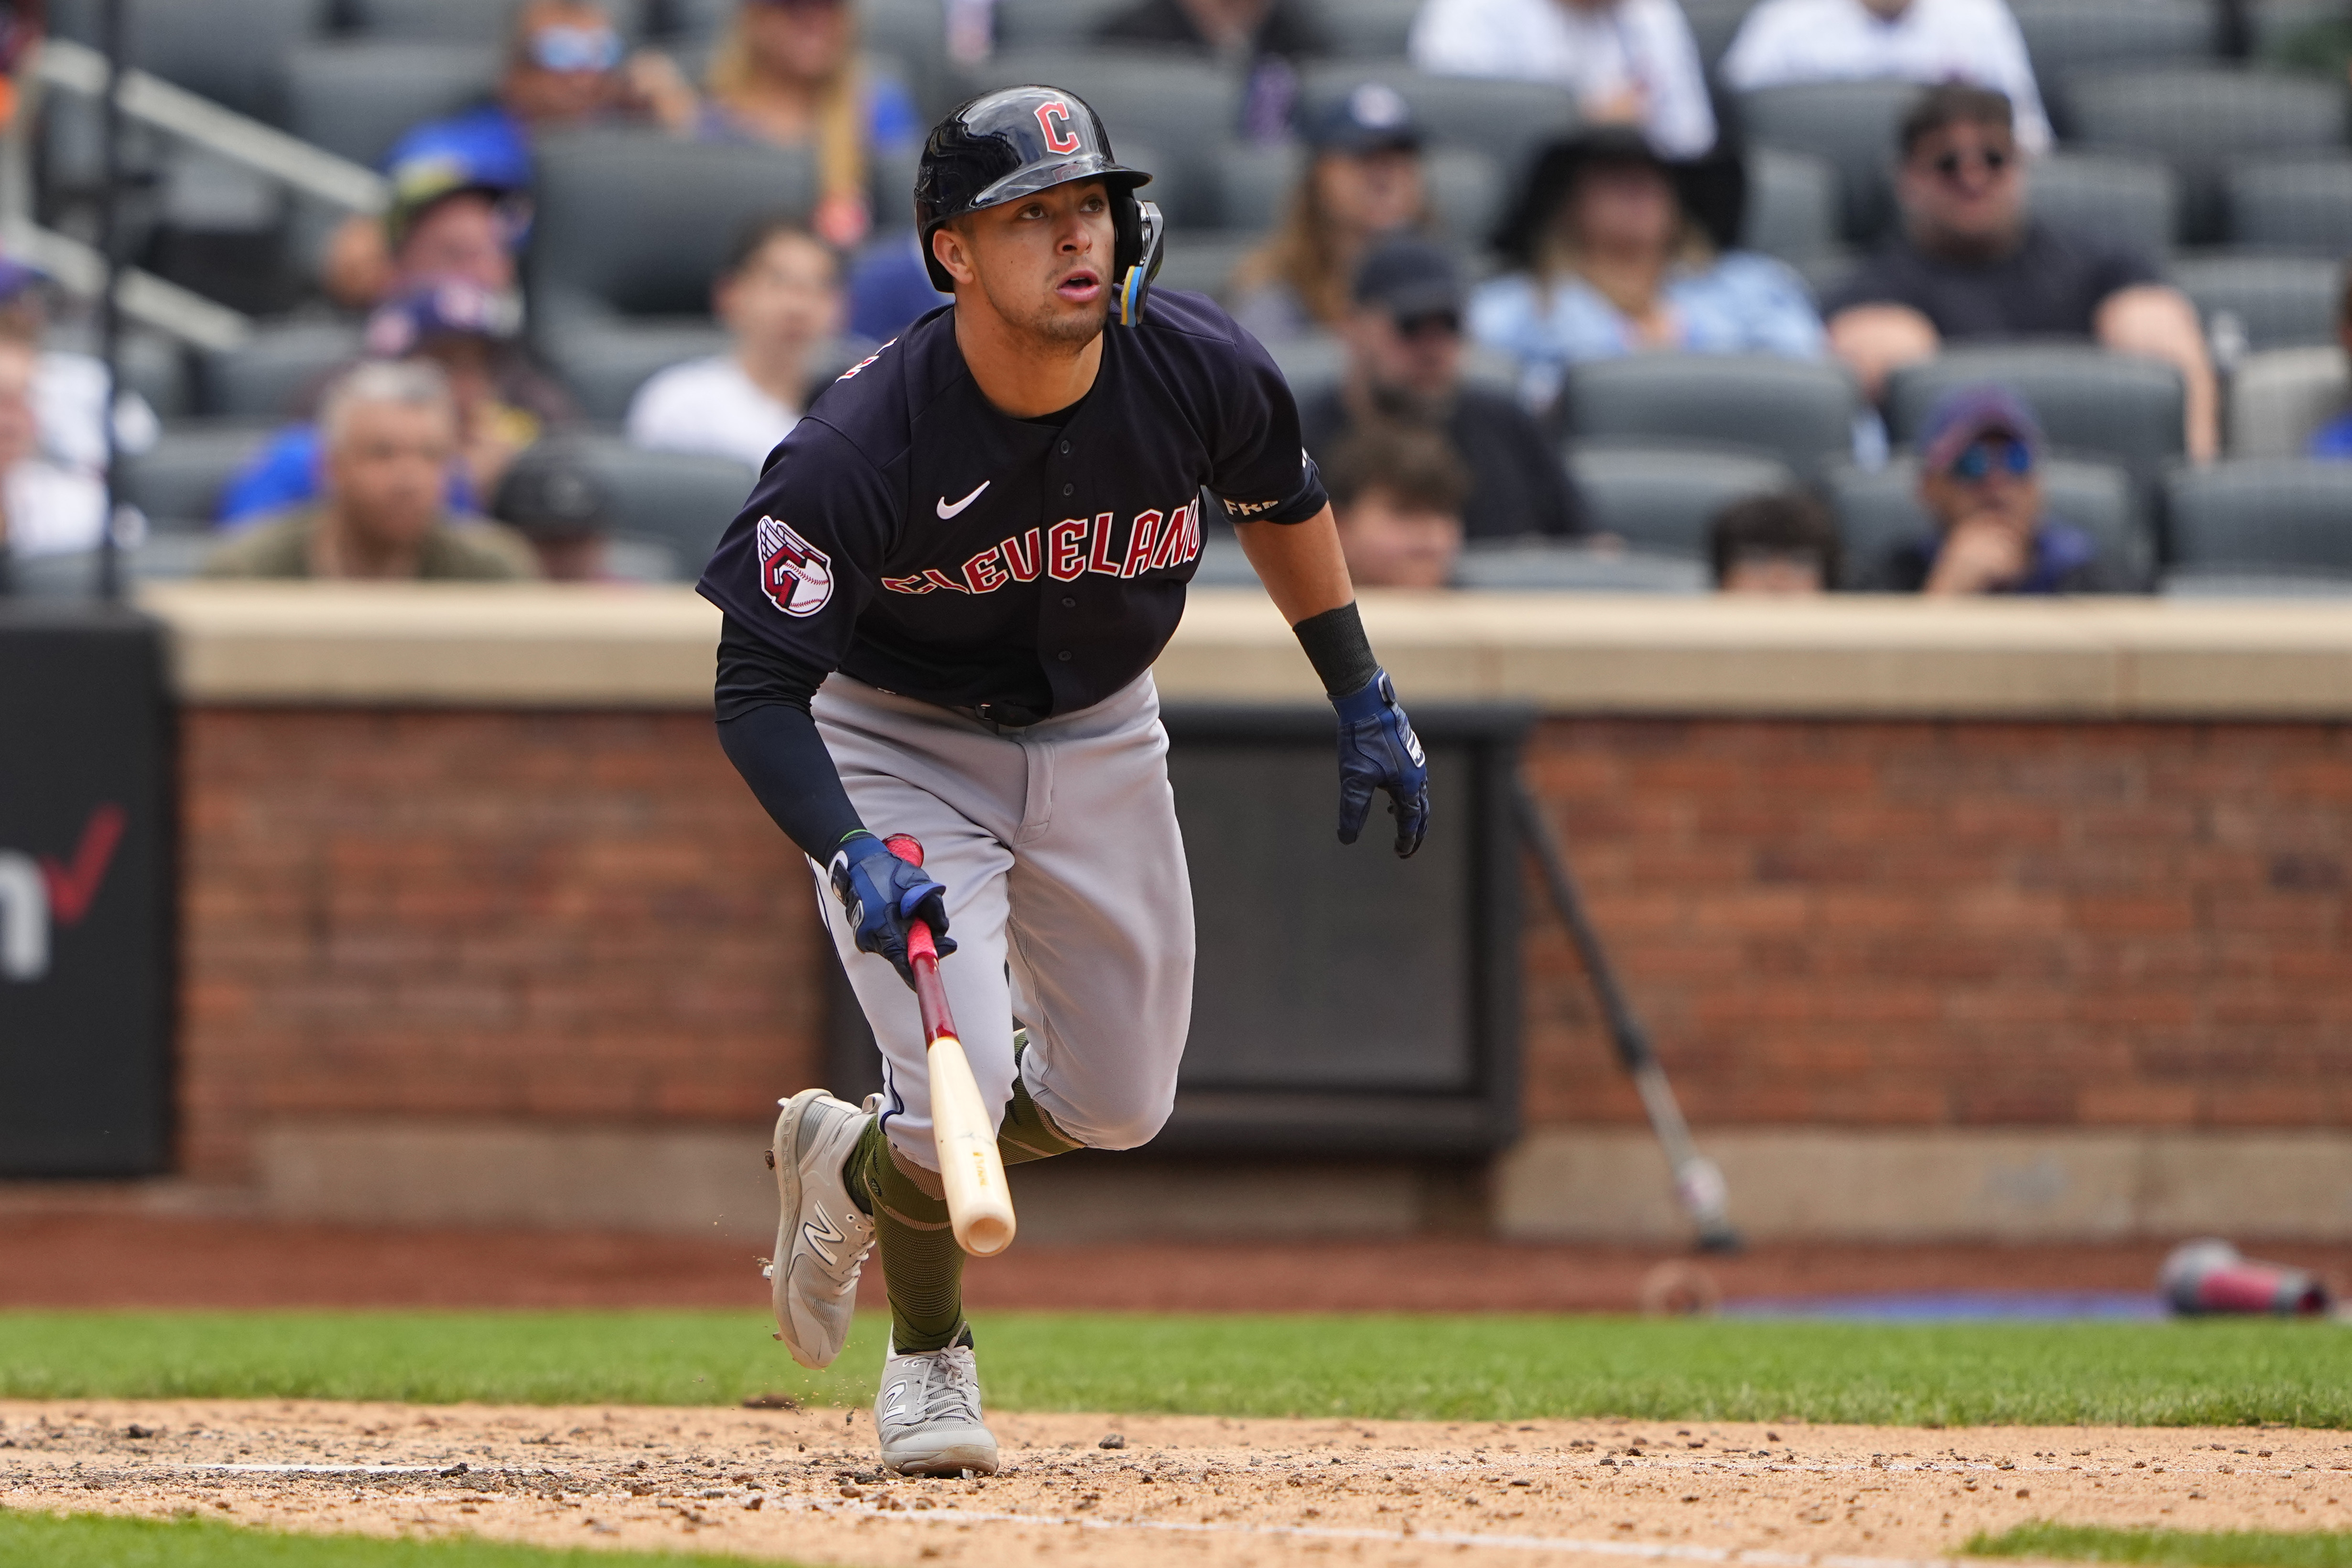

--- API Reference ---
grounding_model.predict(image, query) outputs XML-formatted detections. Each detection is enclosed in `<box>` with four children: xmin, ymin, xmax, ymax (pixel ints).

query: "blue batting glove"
<box><xmin>828</xmin><ymin>831</ymin><xmax>955</xmax><ymax>987</ymax></box>
<box><xmin>1332</xmin><ymin>669</ymin><xmax>1430</xmax><ymax>859</ymax></box>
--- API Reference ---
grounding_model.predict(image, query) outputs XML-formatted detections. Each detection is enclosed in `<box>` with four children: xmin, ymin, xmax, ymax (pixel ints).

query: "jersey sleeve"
<box><xmin>694</xmin><ymin>415</ymin><xmax>894</xmax><ymax>673</ymax></box>
<box><xmin>1205</xmin><ymin>322</ymin><xmax>1329</xmax><ymax>525</ymax></box>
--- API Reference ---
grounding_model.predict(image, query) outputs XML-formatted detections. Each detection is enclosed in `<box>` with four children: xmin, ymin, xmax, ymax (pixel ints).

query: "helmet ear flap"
<box><xmin>1115</xmin><ymin>197</ymin><xmax>1164</xmax><ymax>327</ymax></box>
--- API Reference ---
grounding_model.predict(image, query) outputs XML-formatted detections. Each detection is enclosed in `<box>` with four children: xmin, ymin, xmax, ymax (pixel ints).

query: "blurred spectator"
<box><xmin>1409</xmin><ymin>0</ymin><xmax>1715</xmax><ymax>158</ymax></box>
<box><xmin>219</xmin><ymin>280</ymin><xmax>575</xmax><ymax>527</ymax></box>
<box><xmin>1709</xmin><ymin>491</ymin><xmax>1838</xmax><ymax>594</ymax></box>
<box><xmin>323</xmin><ymin>1</ymin><xmax>692</xmax><ymax>309</ymax></box>
<box><xmin>1867</xmin><ymin>384</ymin><xmax>2128</xmax><ymax>594</ymax></box>
<box><xmin>1471</xmin><ymin>128</ymin><xmax>1823</xmax><ymax>414</ymax></box>
<box><xmin>1230</xmin><ymin>83</ymin><xmax>1429</xmax><ymax>341</ymax></box>
<box><xmin>1720</xmin><ymin>0</ymin><xmax>2052</xmax><ymax>154</ymax></box>
<box><xmin>0</xmin><ymin>336</ymin><xmax>108</xmax><ymax>568</ymax></box>
<box><xmin>204</xmin><ymin>363</ymin><xmax>538</xmax><ymax>582</ymax></box>
<box><xmin>0</xmin><ymin>259</ymin><xmax>159</xmax><ymax>479</ymax></box>
<box><xmin>1096</xmin><ymin>0</ymin><xmax>1331</xmax><ymax>138</ymax></box>
<box><xmin>2306</xmin><ymin>263</ymin><xmax>2352</xmax><ymax>459</ymax></box>
<box><xmin>848</xmin><ymin>229</ymin><xmax>951</xmax><ymax>342</ymax></box>
<box><xmin>1300</xmin><ymin>238</ymin><xmax>1582</xmax><ymax>540</ymax></box>
<box><xmin>1324</xmin><ymin>424</ymin><xmax>1470</xmax><ymax>589</ymax></box>
<box><xmin>493</xmin><ymin>438</ymin><xmax>616</xmax><ymax>582</ymax></box>
<box><xmin>694</xmin><ymin>0</ymin><xmax>923</xmax><ymax>250</ymax></box>
<box><xmin>628</xmin><ymin>217</ymin><xmax>845</xmax><ymax>467</ymax></box>
<box><xmin>1824</xmin><ymin>87</ymin><xmax>2216</xmax><ymax>461</ymax></box>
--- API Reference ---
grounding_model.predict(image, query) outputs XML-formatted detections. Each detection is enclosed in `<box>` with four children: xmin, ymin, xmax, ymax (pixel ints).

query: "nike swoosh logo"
<box><xmin>936</xmin><ymin>481</ymin><xmax>990</xmax><ymax>519</ymax></box>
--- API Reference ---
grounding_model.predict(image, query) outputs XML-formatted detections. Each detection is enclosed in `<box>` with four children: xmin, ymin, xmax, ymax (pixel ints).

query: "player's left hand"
<box><xmin>1331</xmin><ymin>669</ymin><xmax>1429</xmax><ymax>858</ymax></box>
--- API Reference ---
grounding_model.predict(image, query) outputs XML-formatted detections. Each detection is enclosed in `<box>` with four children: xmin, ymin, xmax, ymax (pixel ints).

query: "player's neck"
<box><xmin>950</xmin><ymin>299</ymin><xmax>1106</xmax><ymax>419</ymax></box>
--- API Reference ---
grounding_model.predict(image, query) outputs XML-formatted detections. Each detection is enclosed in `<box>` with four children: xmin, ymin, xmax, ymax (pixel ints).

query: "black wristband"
<box><xmin>1291</xmin><ymin>602</ymin><xmax>1379</xmax><ymax>697</ymax></box>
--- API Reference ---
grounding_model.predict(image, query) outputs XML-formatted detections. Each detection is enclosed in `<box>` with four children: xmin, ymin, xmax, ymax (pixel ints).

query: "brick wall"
<box><xmin>180</xmin><ymin>710</ymin><xmax>824</xmax><ymax>1180</ymax></box>
<box><xmin>1522</xmin><ymin>718</ymin><xmax>2352</xmax><ymax>1134</ymax></box>
<box><xmin>177</xmin><ymin>709</ymin><xmax>2352</xmax><ymax>1181</ymax></box>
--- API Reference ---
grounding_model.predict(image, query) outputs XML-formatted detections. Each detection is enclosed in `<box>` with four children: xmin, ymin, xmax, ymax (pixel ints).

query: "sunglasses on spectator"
<box><xmin>1395</xmin><ymin>310</ymin><xmax>1460</xmax><ymax>339</ymax></box>
<box><xmin>528</xmin><ymin>22</ymin><xmax>622</xmax><ymax>73</ymax></box>
<box><xmin>1930</xmin><ymin>146</ymin><xmax>2011</xmax><ymax>180</ymax></box>
<box><xmin>1947</xmin><ymin>437</ymin><xmax>2034</xmax><ymax>482</ymax></box>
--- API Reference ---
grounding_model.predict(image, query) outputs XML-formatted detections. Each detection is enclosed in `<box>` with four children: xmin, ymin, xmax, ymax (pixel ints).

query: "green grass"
<box><xmin>0</xmin><ymin>1509</ymin><xmax>771</xmax><ymax>1567</ymax></box>
<box><xmin>0</xmin><ymin>1311</ymin><xmax>2344</xmax><ymax>1427</ymax></box>
<box><xmin>1969</xmin><ymin>1523</ymin><xmax>2352</xmax><ymax>1568</ymax></box>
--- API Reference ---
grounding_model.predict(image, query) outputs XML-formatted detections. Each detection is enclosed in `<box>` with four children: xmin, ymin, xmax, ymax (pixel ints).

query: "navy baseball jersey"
<box><xmin>696</xmin><ymin>289</ymin><xmax>1327</xmax><ymax>719</ymax></box>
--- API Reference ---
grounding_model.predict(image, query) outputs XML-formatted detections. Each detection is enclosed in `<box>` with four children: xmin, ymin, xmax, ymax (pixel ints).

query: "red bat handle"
<box><xmin>885</xmin><ymin>834</ymin><xmax>956</xmax><ymax>1047</ymax></box>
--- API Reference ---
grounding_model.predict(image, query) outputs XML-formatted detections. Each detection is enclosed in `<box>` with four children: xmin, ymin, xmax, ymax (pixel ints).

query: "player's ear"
<box><xmin>931</xmin><ymin>219</ymin><xmax>977</xmax><ymax>290</ymax></box>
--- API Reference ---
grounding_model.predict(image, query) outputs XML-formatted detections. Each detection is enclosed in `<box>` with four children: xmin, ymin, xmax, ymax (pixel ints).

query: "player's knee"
<box><xmin>1041</xmin><ymin>1077</ymin><xmax>1176</xmax><ymax>1152</ymax></box>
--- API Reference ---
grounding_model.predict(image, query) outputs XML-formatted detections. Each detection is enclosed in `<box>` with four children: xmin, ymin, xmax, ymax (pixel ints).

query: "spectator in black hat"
<box><xmin>217</xmin><ymin>279</ymin><xmax>575</xmax><ymax>528</ymax></box>
<box><xmin>1470</xmin><ymin>127</ymin><xmax>1824</xmax><ymax>415</ymax></box>
<box><xmin>493</xmin><ymin>438</ymin><xmax>618</xmax><ymax>582</ymax></box>
<box><xmin>1822</xmin><ymin>84</ymin><xmax>2216</xmax><ymax>460</ymax></box>
<box><xmin>1230</xmin><ymin>81</ymin><xmax>1431</xmax><ymax>341</ymax></box>
<box><xmin>1299</xmin><ymin>237</ymin><xmax>1583</xmax><ymax>541</ymax></box>
<box><xmin>1708</xmin><ymin>491</ymin><xmax>1839</xmax><ymax>595</ymax></box>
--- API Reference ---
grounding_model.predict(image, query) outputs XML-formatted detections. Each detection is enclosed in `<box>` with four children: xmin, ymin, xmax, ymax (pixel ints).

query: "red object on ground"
<box><xmin>2160</xmin><ymin>1238</ymin><xmax>2333</xmax><ymax>1316</ymax></box>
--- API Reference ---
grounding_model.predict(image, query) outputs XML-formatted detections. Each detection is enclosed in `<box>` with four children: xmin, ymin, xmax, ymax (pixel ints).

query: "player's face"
<box><xmin>948</xmin><ymin>179</ymin><xmax>1117</xmax><ymax>346</ymax></box>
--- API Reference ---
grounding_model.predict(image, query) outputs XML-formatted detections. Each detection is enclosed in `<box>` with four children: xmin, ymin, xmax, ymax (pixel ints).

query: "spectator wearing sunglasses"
<box><xmin>1298</xmin><ymin>238</ymin><xmax>1584</xmax><ymax>542</ymax></box>
<box><xmin>1824</xmin><ymin>86</ymin><xmax>2217</xmax><ymax>461</ymax></box>
<box><xmin>1721</xmin><ymin>0</ymin><xmax>2051</xmax><ymax>154</ymax></box>
<box><xmin>1871</xmin><ymin>385</ymin><xmax>2128</xmax><ymax>595</ymax></box>
<box><xmin>690</xmin><ymin>0</ymin><xmax>923</xmax><ymax>251</ymax></box>
<box><xmin>322</xmin><ymin>2</ymin><xmax>692</xmax><ymax>309</ymax></box>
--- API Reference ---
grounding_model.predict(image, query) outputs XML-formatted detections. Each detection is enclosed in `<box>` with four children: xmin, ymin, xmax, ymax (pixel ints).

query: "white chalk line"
<box><xmin>846</xmin><ymin>1503</ymin><xmax>1973</xmax><ymax>1568</ymax></box>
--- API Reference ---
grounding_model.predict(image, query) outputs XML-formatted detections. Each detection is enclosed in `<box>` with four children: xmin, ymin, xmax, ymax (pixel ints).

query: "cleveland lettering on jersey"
<box><xmin>882</xmin><ymin>500</ymin><xmax>1202</xmax><ymax>596</ymax></box>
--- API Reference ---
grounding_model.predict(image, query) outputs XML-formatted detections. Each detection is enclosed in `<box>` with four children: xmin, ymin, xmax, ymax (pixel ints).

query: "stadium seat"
<box><xmin>2066</xmin><ymin>66</ymin><xmax>2351</xmax><ymax>244</ymax></box>
<box><xmin>1264</xmin><ymin>333</ymin><xmax>1348</xmax><ymax>395</ymax></box>
<box><xmin>1736</xmin><ymin>79</ymin><xmax>1922</xmax><ymax>245</ymax></box>
<box><xmin>992</xmin><ymin>0</ymin><xmax>1155</xmax><ymax>50</ymax></box>
<box><xmin>51</xmin><ymin>0</ymin><xmax>327</xmax><ymax>122</ymax></box>
<box><xmin>538</xmin><ymin>322</ymin><xmax>734</xmax><ymax>423</ymax></box>
<box><xmin>282</xmin><ymin>41</ymin><xmax>501</xmax><ymax>165</ymax></box>
<box><xmin>1210</xmin><ymin>140</ymin><xmax>1296</xmax><ymax>234</ymax></box>
<box><xmin>1884</xmin><ymin>346</ymin><xmax>2185</xmax><ymax>493</ymax></box>
<box><xmin>116</xmin><ymin>421</ymin><xmax>279</xmax><ymax>529</ymax></box>
<box><xmin>1323</xmin><ymin>0</ymin><xmax>1421</xmax><ymax>59</ymax></box>
<box><xmin>2225</xmin><ymin>156</ymin><xmax>2352</xmax><ymax>256</ymax></box>
<box><xmin>2226</xmin><ymin>346</ymin><xmax>2349</xmax><ymax>458</ymax></box>
<box><xmin>1564</xmin><ymin>440</ymin><xmax>1796</xmax><ymax>558</ymax></box>
<box><xmin>1681</xmin><ymin>0</ymin><xmax>1756</xmax><ymax>78</ymax></box>
<box><xmin>571</xmin><ymin>436</ymin><xmax>758</xmax><ymax>571</ymax></box>
<box><xmin>199</xmin><ymin>321</ymin><xmax>361</xmax><ymax>420</ymax></box>
<box><xmin>1452</xmin><ymin>540</ymin><xmax>1709</xmax><ymax>593</ymax></box>
<box><xmin>2165</xmin><ymin>459</ymin><xmax>2352</xmax><ymax>575</ymax></box>
<box><xmin>2169</xmin><ymin>255</ymin><xmax>2341</xmax><ymax>354</ymax></box>
<box><xmin>343</xmin><ymin>0</ymin><xmax>646</xmax><ymax>40</ymax></box>
<box><xmin>1563</xmin><ymin>354</ymin><xmax>1859</xmax><ymax>484</ymax></box>
<box><xmin>1151</xmin><ymin>232</ymin><xmax>1257</xmax><ymax>304</ymax></box>
<box><xmin>2162</xmin><ymin>568</ymin><xmax>2352</xmax><ymax>596</ymax></box>
<box><xmin>2028</xmin><ymin>151</ymin><xmax>2179</xmax><ymax>258</ymax></box>
<box><xmin>1742</xmin><ymin>146</ymin><xmax>1839</xmax><ymax>267</ymax></box>
<box><xmin>2010</xmin><ymin>0</ymin><xmax>2216</xmax><ymax>131</ymax></box>
<box><xmin>1824</xmin><ymin>454</ymin><xmax>2151</xmax><ymax>590</ymax></box>
<box><xmin>1297</xmin><ymin>64</ymin><xmax>1579</xmax><ymax>186</ymax></box>
<box><xmin>2249</xmin><ymin>0</ymin><xmax>2339</xmax><ymax>60</ymax></box>
<box><xmin>1206</xmin><ymin>142</ymin><xmax>1503</xmax><ymax>250</ymax></box>
<box><xmin>959</xmin><ymin>49</ymin><xmax>1241</xmax><ymax>185</ymax></box>
<box><xmin>528</xmin><ymin>129</ymin><xmax>817</xmax><ymax>325</ymax></box>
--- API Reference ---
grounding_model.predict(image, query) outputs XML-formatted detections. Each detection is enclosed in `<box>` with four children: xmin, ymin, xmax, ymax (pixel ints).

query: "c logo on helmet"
<box><xmin>1035</xmin><ymin>99</ymin><xmax>1081</xmax><ymax>155</ymax></box>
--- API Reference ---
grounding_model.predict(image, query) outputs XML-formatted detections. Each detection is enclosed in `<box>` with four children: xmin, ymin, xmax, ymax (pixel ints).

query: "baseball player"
<box><xmin>700</xmin><ymin>85</ymin><xmax>1431</xmax><ymax>1477</ymax></box>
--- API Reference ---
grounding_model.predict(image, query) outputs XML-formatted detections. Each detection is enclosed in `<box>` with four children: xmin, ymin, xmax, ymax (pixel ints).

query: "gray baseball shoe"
<box><xmin>765</xmin><ymin>1088</ymin><xmax>878</xmax><ymax>1371</ymax></box>
<box><xmin>875</xmin><ymin>1327</ymin><xmax>1000</xmax><ymax>1476</ymax></box>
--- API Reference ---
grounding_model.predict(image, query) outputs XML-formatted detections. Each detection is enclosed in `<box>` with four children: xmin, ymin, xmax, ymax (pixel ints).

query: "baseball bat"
<box><xmin>1512</xmin><ymin>776</ymin><xmax>1743</xmax><ymax>1254</ymax></box>
<box><xmin>883</xmin><ymin>834</ymin><xmax>1017</xmax><ymax>1258</ymax></box>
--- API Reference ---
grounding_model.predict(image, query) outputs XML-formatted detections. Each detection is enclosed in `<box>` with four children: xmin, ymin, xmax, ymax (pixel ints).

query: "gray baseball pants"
<box><xmin>809</xmin><ymin>670</ymin><xmax>1195</xmax><ymax>1172</ymax></box>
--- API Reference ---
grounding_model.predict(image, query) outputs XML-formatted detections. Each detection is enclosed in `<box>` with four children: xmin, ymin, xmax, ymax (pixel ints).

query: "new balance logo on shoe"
<box><xmin>881</xmin><ymin>1380</ymin><xmax>909</xmax><ymax>1420</ymax></box>
<box><xmin>802</xmin><ymin>1204</ymin><xmax>845</xmax><ymax>1265</ymax></box>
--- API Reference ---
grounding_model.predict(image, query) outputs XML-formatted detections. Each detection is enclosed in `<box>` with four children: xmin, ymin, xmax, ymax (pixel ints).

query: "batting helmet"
<box><xmin>913</xmin><ymin>86</ymin><xmax>1166</xmax><ymax>326</ymax></box>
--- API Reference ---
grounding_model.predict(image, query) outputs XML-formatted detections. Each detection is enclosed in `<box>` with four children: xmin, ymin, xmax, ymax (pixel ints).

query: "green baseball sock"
<box><xmin>843</xmin><ymin>1118</ymin><xmax>965</xmax><ymax>1354</ymax></box>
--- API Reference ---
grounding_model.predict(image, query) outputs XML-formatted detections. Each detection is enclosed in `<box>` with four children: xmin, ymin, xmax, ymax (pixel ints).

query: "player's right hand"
<box><xmin>829</xmin><ymin>830</ymin><xmax>955</xmax><ymax>987</ymax></box>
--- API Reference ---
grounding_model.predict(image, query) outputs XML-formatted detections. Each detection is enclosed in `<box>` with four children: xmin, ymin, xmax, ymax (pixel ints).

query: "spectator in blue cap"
<box><xmin>1230</xmin><ymin>82</ymin><xmax>1431</xmax><ymax>342</ymax></box>
<box><xmin>1300</xmin><ymin>237</ymin><xmax>1583</xmax><ymax>541</ymax></box>
<box><xmin>218</xmin><ymin>279</ymin><xmax>574</xmax><ymax>528</ymax></box>
<box><xmin>1870</xmin><ymin>384</ymin><xmax>2130</xmax><ymax>594</ymax></box>
<box><xmin>323</xmin><ymin>1</ymin><xmax>692</xmax><ymax>309</ymax></box>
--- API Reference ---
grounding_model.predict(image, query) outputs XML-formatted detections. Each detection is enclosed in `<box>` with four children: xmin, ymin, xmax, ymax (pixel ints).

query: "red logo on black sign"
<box><xmin>757</xmin><ymin>516</ymin><xmax>835</xmax><ymax>618</ymax></box>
